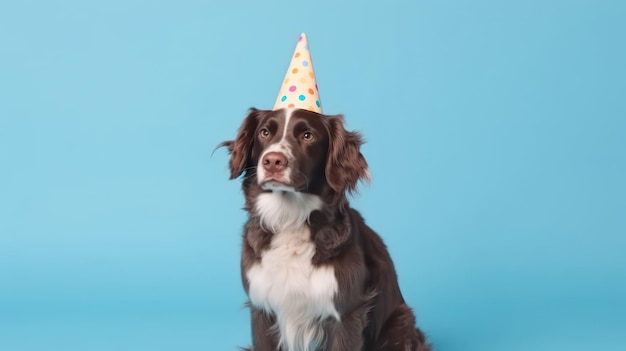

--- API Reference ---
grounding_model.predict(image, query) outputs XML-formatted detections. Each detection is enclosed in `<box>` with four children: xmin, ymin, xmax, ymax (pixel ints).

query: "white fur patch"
<box><xmin>247</xmin><ymin>226</ymin><xmax>339</xmax><ymax>351</ymax></box>
<box><xmin>248</xmin><ymin>190</ymin><xmax>339</xmax><ymax>351</ymax></box>
<box><xmin>255</xmin><ymin>191</ymin><xmax>322</xmax><ymax>233</ymax></box>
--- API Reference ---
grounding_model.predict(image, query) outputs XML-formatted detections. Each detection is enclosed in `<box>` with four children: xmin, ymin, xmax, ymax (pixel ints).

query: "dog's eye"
<box><xmin>302</xmin><ymin>131</ymin><xmax>314</xmax><ymax>141</ymax></box>
<box><xmin>259</xmin><ymin>129</ymin><xmax>270</xmax><ymax>138</ymax></box>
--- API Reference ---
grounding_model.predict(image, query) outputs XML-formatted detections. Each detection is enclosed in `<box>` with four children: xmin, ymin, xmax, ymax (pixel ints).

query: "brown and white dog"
<box><xmin>221</xmin><ymin>107</ymin><xmax>430</xmax><ymax>351</ymax></box>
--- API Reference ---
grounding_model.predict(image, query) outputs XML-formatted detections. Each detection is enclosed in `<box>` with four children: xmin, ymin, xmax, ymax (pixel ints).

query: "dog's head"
<box><xmin>221</xmin><ymin>108</ymin><xmax>370</xmax><ymax>196</ymax></box>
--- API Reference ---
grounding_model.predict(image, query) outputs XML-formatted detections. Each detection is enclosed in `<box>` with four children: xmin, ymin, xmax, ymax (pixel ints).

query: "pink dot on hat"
<box><xmin>289</xmin><ymin>85</ymin><xmax>296</xmax><ymax>92</ymax></box>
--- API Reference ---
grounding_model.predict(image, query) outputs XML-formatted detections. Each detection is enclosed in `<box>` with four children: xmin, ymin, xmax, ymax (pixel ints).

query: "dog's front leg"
<box><xmin>325</xmin><ymin>305</ymin><xmax>369</xmax><ymax>351</ymax></box>
<box><xmin>250</xmin><ymin>308</ymin><xmax>279</xmax><ymax>351</ymax></box>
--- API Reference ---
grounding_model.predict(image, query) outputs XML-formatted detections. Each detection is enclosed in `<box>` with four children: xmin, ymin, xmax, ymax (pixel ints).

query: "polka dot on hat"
<box><xmin>273</xmin><ymin>33</ymin><xmax>322</xmax><ymax>114</ymax></box>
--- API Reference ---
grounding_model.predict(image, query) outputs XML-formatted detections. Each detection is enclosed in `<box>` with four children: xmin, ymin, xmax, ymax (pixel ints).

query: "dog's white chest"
<box><xmin>247</xmin><ymin>226</ymin><xmax>339</xmax><ymax>350</ymax></box>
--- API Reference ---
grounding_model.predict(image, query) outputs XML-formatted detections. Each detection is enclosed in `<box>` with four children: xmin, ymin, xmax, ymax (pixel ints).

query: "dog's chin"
<box><xmin>260</xmin><ymin>180</ymin><xmax>297</xmax><ymax>192</ymax></box>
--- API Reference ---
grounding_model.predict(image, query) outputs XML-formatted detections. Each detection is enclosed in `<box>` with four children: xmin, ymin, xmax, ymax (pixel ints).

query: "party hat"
<box><xmin>273</xmin><ymin>33</ymin><xmax>322</xmax><ymax>113</ymax></box>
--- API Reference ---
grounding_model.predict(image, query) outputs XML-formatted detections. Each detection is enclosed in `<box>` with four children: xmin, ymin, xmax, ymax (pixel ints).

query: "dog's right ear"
<box><xmin>217</xmin><ymin>108</ymin><xmax>263</xmax><ymax>179</ymax></box>
<box><xmin>324</xmin><ymin>115</ymin><xmax>370</xmax><ymax>194</ymax></box>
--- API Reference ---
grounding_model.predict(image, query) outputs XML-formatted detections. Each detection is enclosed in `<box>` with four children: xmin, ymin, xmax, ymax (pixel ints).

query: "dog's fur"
<box><xmin>221</xmin><ymin>108</ymin><xmax>430</xmax><ymax>351</ymax></box>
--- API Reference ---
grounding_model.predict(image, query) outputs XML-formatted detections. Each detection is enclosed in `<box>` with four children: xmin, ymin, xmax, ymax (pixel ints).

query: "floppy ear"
<box><xmin>325</xmin><ymin>115</ymin><xmax>370</xmax><ymax>193</ymax></box>
<box><xmin>218</xmin><ymin>108</ymin><xmax>262</xmax><ymax>179</ymax></box>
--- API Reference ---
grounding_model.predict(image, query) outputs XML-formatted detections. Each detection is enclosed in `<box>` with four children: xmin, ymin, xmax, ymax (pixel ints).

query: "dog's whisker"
<box><xmin>292</xmin><ymin>169</ymin><xmax>310</xmax><ymax>190</ymax></box>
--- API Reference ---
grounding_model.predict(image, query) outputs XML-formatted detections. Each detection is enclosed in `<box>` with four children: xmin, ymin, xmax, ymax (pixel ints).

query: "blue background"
<box><xmin>1</xmin><ymin>1</ymin><xmax>625</xmax><ymax>350</ymax></box>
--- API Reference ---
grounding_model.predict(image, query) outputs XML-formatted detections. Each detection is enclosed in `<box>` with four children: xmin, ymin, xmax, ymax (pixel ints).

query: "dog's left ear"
<box><xmin>325</xmin><ymin>115</ymin><xmax>371</xmax><ymax>194</ymax></box>
<box><xmin>218</xmin><ymin>108</ymin><xmax>263</xmax><ymax>179</ymax></box>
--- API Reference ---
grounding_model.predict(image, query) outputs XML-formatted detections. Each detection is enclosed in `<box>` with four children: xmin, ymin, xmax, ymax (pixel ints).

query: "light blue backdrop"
<box><xmin>1</xmin><ymin>1</ymin><xmax>624</xmax><ymax>350</ymax></box>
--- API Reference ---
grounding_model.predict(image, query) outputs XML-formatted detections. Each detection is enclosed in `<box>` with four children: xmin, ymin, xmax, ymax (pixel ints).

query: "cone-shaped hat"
<box><xmin>273</xmin><ymin>33</ymin><xmax>322</xmax><ymax>113</ymax></box>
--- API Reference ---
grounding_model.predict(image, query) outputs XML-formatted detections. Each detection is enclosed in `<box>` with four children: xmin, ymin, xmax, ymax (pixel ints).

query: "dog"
<box><xmin>221</xmin><ymin>107</ymin><xmax>430</xmax><ymax>351</ymax></box>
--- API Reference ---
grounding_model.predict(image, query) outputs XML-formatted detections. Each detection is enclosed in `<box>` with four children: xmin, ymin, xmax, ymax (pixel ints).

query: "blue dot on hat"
<box><xmin>302</xmin><ymin>60</ymin><xmax>309</xmax><ymax>67</ymax></box>
<box><xmin>315</xmin><ymin>100</ymin><xmax>320</xmax><ymax>107</ymax></box>
<box><xmin>298</xmin><ymin>95</ymin><xmax>306</xmax><ymax>101</ymax></box>
<box><xmin>281</xmin><ymin>95</ymin><xmax>287</xmax><ymax>102</ymax></box>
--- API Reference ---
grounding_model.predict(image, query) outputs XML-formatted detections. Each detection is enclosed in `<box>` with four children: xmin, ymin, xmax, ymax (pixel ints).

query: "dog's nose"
<box><xmin>262</xmin><ymin>152</ymin><xmax>287</xmax><ymax>174</ymax></box>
